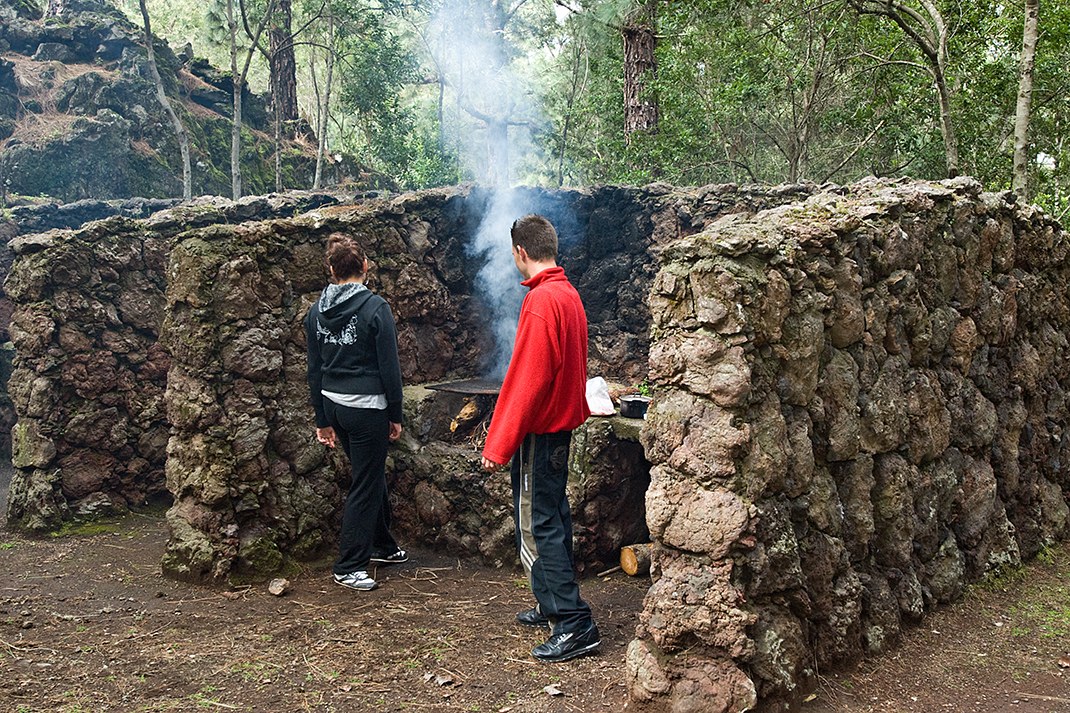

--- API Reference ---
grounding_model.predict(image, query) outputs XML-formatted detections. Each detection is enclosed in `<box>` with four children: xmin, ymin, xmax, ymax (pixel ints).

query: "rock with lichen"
<box><xmin>630</xmin><ymin>177</ymin><xmax>1070</xmax><ymax>711</ymax></box>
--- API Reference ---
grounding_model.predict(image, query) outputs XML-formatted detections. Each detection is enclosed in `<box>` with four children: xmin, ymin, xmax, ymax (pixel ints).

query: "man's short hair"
<box><xmin>511</xmin><ymin>214</ymin><xmax>558</xmax><ymax>262</ymax></box>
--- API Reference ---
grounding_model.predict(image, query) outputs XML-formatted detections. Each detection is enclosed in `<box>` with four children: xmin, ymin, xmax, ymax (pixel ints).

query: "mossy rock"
<box><xmin>238</xmin><ymin>534</ymin><xmax>285</xmax><ymax>575</ymax></box>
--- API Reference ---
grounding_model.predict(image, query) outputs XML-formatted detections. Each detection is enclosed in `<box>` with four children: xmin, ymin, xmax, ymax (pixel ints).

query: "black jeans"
<box><xmin>325</xmin><ymin>401</ymin><xmax>399</xmax><ymax>575</ymax></box>
<box><xmin>511</xmin><ymin>431</ymin><xmax>593</xmax><ymax>634</ymax></box>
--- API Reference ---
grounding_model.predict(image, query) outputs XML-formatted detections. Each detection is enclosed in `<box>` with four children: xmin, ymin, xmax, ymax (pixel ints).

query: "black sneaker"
<box><xmin>531</xmin><ymin>623</ymin><xmax>601</xmax><ymax>662</ymax></box>
<box><xmin>515</xmin><ymin>607</ymin><xmax>550</xmax><ymax>628</ymax></box>
<box><xmin>370</xmin><ymin>548</ymin><xmax>408</xmax><ymax>565</ymax></box>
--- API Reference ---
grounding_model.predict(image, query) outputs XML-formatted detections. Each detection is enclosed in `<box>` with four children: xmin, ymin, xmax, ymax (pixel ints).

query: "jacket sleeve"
<box><xmin>373</xmin><ymin>301</ymin><xmax>405</xmax><ymax>424</ymax></box>
<box><xmin>305</xmin><ymin>306</ymin><xmax>329</xmax><ymax>428</ymax></box>
<box><xmin>481</xmin><ymin>307</ymin><xmax>559</xmax><ymax>464</ymax></box>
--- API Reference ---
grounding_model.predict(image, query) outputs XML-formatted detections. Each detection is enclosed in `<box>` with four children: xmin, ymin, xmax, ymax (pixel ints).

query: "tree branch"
<box><xmin>820</xmin><ymin>119</ymin><xmax>886</xmax><ymax>183</ymax></box>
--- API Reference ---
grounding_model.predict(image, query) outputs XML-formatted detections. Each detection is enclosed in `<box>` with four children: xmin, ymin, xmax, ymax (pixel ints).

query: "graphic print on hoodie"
<box><xmin>318</xmin><ymin>283</ymin><xmax>369</xmax><ymax>345</ymax></box>
<box><xmin>305</xmin><ymin>282</ymin><xmax>405</xmax><ymax>426</ymax></box>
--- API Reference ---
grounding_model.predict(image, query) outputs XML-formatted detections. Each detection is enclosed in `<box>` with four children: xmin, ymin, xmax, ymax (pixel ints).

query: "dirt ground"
<box><xmin>1</xmin><ymin>478</ymin><xmax>1068</xmax><ymax>712</ymax></box>
<box><xmin>806</xmin><ymin>545</ymin><xmax>1070</xmax><ymax>713</ymax></box>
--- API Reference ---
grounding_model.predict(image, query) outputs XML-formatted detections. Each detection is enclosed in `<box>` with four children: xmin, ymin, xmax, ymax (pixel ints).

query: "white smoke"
<box><xmin>467</xmin><ymin>189</ymin><xmax>529</xmax><ymax>378</ymax></box>
<box><xmin>426</xmin><ymin>0</ymin><xmax>532</xmax><ymax>185</ymax></box>
<box><xmin>428</xmin><ymin>0</ymin><xmax>550</xmax><ymax>377</ymax></box>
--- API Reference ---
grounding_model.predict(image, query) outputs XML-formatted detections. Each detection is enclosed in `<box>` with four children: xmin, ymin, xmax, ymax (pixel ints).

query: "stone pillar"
<box><xmin>629</xmin><ymin>178</ymin><xmax>1070</xmax><ymax>711</ymax></box>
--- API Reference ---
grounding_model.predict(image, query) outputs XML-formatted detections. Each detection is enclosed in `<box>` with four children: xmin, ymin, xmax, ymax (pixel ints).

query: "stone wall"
<box><xmin>5</xmin><ymin>216</ymin><xmax>172</xmax><ymax>527</ymax></box>
<box><xmin>2</xmin><ymin>192</ymin><xmax>369</xmax><ymax>527</ymax></box>
<box><xmin>152</xmin><ymin>185</ymin><xmax>684</xmax><ymax>580</ymax></box>
<box><xmin>4</xmin><ymin>183</ymin><xmax>814</xmax><ymax>540</ymax></box>
<box><xmin>390</xmin><ymin>385</ymin><xmax>650</xmax><ymax>573</ymax></box>
<box><xmin>156</xmin><ymin>196</ymin><xmax>481</xmax><ymax>579</ymax></box>
<box><xmin>626</xmin><ymin>177</ymin><xmax>1070</xmax><ymax>712</ymax></box>
<box><xmin>7</xmin><ymin>178</ymin><xmax>1068</xmax><ymax>708</ymax></box>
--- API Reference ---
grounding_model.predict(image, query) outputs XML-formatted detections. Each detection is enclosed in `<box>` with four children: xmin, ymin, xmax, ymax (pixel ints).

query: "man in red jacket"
<box><xmin>481</xmin><ymin>214</ymin><xmax>599</xmax><ymax>663</ymax></box>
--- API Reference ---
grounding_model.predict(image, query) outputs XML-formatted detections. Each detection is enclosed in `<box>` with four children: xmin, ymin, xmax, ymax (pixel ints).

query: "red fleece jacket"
<box><xmin>482</xmin><ymin>266</ymin><xmax>591</xmax><ymax>465</ymax></box>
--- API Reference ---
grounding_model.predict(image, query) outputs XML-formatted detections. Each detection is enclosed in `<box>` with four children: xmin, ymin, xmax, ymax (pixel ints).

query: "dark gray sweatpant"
<box><xmin>510</xmin><ymin>431</ymin><xmax>593</xmax><ymax>634</ymax></box>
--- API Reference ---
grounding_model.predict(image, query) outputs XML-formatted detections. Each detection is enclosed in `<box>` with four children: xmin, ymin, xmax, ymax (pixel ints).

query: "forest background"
<box><xmin>30</xmin><ymin>0</ymin><xmax>1070</xmax><ymax>216</ymax></box>
<box><xmin>112</xmin><ymin>0</ymin><xmax>1070</xmax><ymax>214</ymax></box>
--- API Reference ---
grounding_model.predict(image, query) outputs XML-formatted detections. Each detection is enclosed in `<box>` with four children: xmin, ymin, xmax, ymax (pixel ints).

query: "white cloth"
<box><xmin>585</xmin><ymin>377</ymin><xmax>615</xmax><ymax>416</ymax></box>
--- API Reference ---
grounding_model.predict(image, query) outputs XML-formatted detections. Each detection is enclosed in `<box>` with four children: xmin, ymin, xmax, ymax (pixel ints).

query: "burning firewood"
<box><xmin>450</xmin><ymin>398</ymin><xmax>481</xmax><ymax>433</ymax></box>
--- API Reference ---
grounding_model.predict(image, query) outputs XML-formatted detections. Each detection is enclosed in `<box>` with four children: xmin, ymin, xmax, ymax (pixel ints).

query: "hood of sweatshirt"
<box><xmin>317</xmin><ymin>282</ymin><xmax>375</xmax><ymax>333</ymax></box>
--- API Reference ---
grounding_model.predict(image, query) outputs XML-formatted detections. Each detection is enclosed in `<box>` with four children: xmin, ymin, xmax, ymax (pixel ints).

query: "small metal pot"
<box><xmin>619</xmin><ymin>395</ymin><xmax>651</xmax><ymax>419</ymax></box>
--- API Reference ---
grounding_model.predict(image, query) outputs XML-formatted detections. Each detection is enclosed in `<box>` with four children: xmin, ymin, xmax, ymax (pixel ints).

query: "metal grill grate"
<box><xmin>424</xmin><ymin>378</ymin><xmax>503</xmax><ymax>395</ymax></box>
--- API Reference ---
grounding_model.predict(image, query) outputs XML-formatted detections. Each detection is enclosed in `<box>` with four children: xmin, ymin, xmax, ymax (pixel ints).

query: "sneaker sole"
<box><xmin>370</xmin><ymin>556</ymin><xmax>408</xmax><ymax>565</ymax></box>
<box><xmin>532</xmin><ymin>640</ymin><xmax>601</xmax><ymax>663</ymax></box>
<box><xmin>333</xmin><ymin>578</ymin><xmax>378</xmax><ymax>591</ymax></box>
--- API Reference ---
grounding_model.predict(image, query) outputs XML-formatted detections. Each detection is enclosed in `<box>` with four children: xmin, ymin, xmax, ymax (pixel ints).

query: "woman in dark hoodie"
<box><xmin>306</xmin><ymin>233</ymin><xmax>407</xmax><ymax>591</ymax></box>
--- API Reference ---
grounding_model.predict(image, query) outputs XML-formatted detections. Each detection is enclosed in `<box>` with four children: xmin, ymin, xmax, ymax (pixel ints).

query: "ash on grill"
<box><xmin>423</xmin><ymin>379</ymin><xmax>502</xmax><ymax>450</ymax></box>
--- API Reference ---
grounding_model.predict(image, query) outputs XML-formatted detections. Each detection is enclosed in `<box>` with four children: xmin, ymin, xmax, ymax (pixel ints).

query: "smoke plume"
<box><xmin>466</xmin><ymin>189</ymin><xmax>529</xmax><ymax>378</ymax></box>
<box><xmin>428</xmin><ymin>0</ymin><xmax>558</xmax><ymax>377</ymax></box>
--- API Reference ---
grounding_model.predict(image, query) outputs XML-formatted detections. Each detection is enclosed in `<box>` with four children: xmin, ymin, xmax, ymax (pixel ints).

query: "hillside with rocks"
<box><xmin>0</xmin><ymin>0</ymin><xmax>389</xmax><ymax>203</ymax></box>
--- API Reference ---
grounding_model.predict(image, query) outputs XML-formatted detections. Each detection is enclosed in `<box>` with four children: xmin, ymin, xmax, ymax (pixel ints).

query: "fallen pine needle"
<box><xmin>1013</xmin><ymin>692</ymin><xmax>1070</xmax><ymax>704</ymax></box>
<box><xmin>0</xmin><ymin>639</ymin><xmax>34</xmax><ymax>652</ymax></box>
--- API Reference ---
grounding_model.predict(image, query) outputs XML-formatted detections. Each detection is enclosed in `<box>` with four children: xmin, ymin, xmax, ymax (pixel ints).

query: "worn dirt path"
<box><xmin>0</xmin><ymin>484</ymin><xmax>1067</xmax><ymax>712</ymax></box>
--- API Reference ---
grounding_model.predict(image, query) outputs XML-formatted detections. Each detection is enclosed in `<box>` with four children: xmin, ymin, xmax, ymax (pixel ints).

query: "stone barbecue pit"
<box><xmin>2</xmin><ymin>178</ymin><xmax>1069</xmax><ymax>711</ymax></box>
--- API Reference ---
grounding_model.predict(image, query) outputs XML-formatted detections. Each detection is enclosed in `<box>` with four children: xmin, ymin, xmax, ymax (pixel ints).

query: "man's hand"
<box><xmin>316</xmin><ymin>427</ymin><xmax>337</xmax><ymax>448</ymax></box>
<box><xmin>389</xmin><ymin>422</ymin><xmax>403</xmax><ymax>442</ymax></box>
<box><xmin>482</xmin><ymin>456</ymin><xmax>505</xmax><ymax>472</ymax></box>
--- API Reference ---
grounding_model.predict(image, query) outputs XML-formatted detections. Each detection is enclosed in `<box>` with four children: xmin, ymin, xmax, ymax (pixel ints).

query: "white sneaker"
<box><xmin>333</xmin><ymin>570</ymin><xmax>378</xmax><ymax>591</ymax></box>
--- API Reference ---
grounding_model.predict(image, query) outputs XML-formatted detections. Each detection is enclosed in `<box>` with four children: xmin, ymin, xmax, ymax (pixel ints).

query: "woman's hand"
<box><xmin>316</xmin><ymin>427</ymin><xmax>337</xmax><ymax>448</ymax></box>
<box><xmin>389</xmin><ymin>422</ymin><xmax>403</xmax><ymax>442</ymax></box>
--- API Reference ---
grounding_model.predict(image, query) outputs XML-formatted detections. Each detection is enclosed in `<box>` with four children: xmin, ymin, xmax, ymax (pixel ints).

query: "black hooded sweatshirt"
<box><xmin>305</xmin><ymin>283</ymin><xmax>404</xmax><ymax>427</ymax></box>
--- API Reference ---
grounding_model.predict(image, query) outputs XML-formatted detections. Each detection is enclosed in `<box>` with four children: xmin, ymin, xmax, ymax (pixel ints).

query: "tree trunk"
<box><xmin>485</xmin><ymin>117</ymin><xmax>509</xmax><ymax>187</ymax></box>
<box><xmin>226</xmin><ymin>0</ymin><xmax>277</xmax><ymax>200</ymax></box>
<box><xmin>932</xmin><ymin>63</ymin><xmax>959</xmax><ymax>178</ymax></box>
<box><xmin>313</xmin><ymin>9</ymin><xmax>335</xmax><ymax>190</ymax></box>
<box><xmin>917</xmin><ymin>0</ymin><xmax>958</xmax><ymax>177</ymax></box>
<box><xmin>558</xmin><ymin>40</ymin><xmax>586</xmax><ymax>187</ymax></box>
<box><xmin>622</xmin><ymin>0</ymin><xmax>658</xmax><ymax>142</ymax></box>
<box><xmin>139</xmin><ymin>0</ymin><xmax>192</xmax><ymax>200</ymax></box>
<box><xmin>269</xmin><ymin>0</ymin><xmax>299</xmax><ymax>138</ymax></box>
<box><xmin>437</xmin><ymin>78</ymin><xmax>446</xmax><ymax>153</ymax></box>
<box><xmin>849</xmin><ymin>0</ymin><xmax>960</xmax><ymax>178</ymax></box>
<box><xmin>1012</xmin><ymin>0</ymin><xmax>1040</xmax><ymax>199</ymax></box>
<box><xmin>273</xmin><ymin>83</ymin><xmax>282</xmax><ymax>193</ymax></box>
<box><xmin>227</xmin><ymin>0</ymin><xmax>243</xmax><ymax>200</ymax></box>
<box><xmin>310</xmin><ymin>45</ymin><xmax>322</xmax><ymax>188</ymax></box>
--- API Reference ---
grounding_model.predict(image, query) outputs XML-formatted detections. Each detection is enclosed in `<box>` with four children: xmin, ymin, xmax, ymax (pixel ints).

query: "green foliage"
<box><xmin>332</xmin><ymin>9</ymin><xmax>429</xmax><ymax>183</ymax></box>
<box><xmin>112</xmin><ymin>0</ymin><xmax>1070</xmax><ymax>203</ymax></box>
